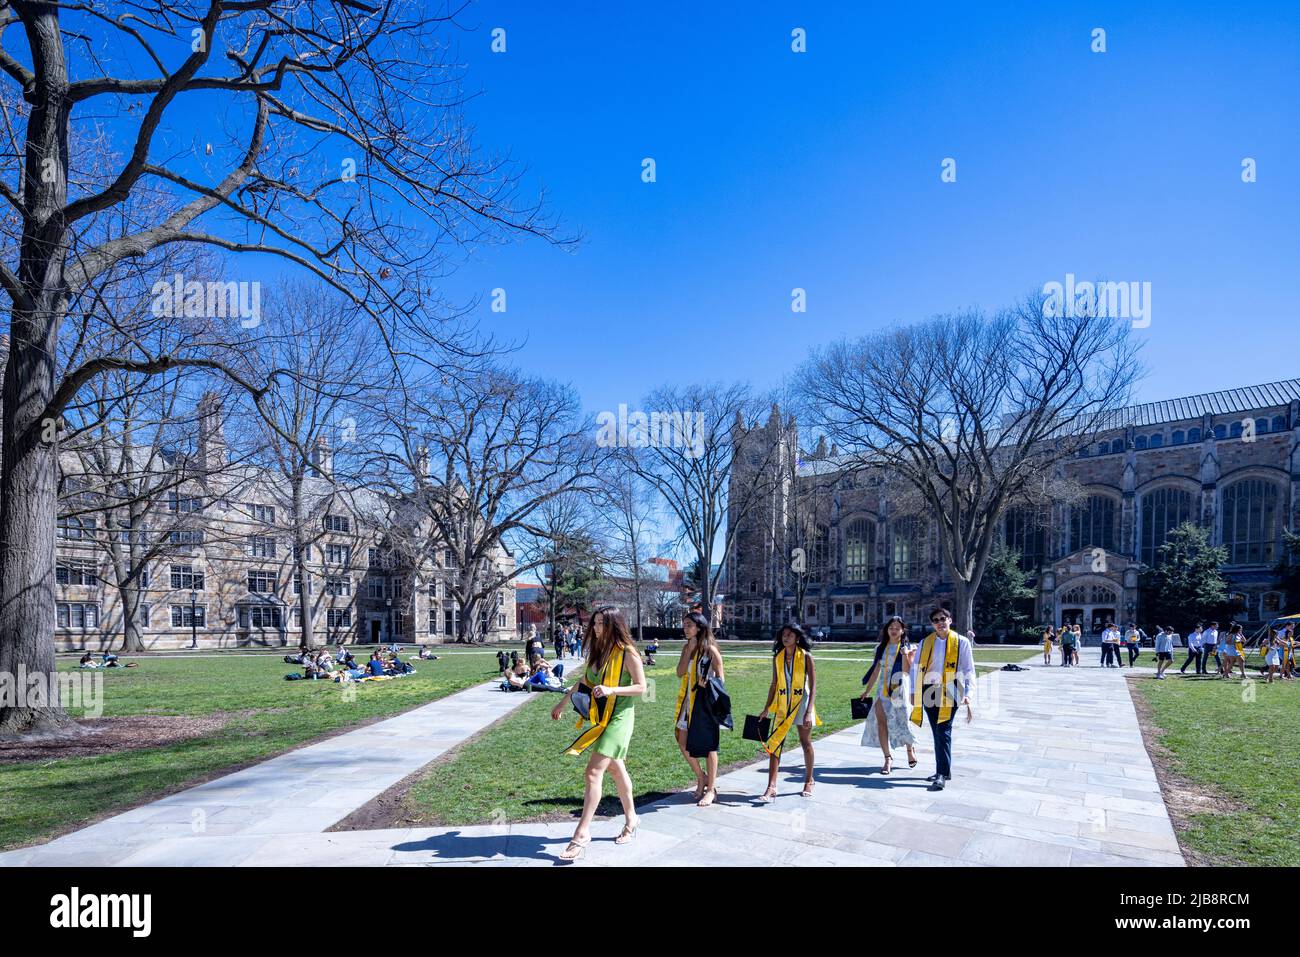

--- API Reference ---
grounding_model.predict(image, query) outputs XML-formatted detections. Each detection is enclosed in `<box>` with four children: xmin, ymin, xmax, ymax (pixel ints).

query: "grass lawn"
<box><xmin>1131</xmin><ymin>669</ymin><xmax>1298</xmax><ymax>867</ymax></box>
<box><xmin>396</xmin><ymin>645</ymin><xmax>1017</xmax><ymax>828</ymax></box>
<box><xmin>0</xmin><ymin>650</ymin><xmax>499</xmax><ymax>850</ymax></box>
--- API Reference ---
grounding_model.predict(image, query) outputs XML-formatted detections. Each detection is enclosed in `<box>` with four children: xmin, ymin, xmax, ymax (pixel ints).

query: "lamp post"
<box><xmin>386</xmin><ymin>597</ymin><xmax>393</xmax><ymax>647</ymax></box>
<box><xmin>189</xmin><ymin>590</ymin><xmax>198</xmax><ymax>649</ymax></box>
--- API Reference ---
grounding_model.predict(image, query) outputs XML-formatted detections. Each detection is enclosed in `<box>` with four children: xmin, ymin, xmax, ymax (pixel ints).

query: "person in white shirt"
<box><xmin>1179</xmin><ymin>625</ymin><xmax>1202</xmax><ymax>675</ymax></box>
<box><xmin>1201</xmin><ymin>622</ymin><xmax>1220</xmax><ymax>675</ymax></box>
<box><xmin>1152</xmin><ymin>626</ymin><xmax>1176</xmax><ymax>678</ymax></box>
<box><xmin>1100</xmin><ymin>622</ymin><xmax>1121</xmax><ymax>667</ymax></box>
<box><xmin>908</xmin><ymin>607</ymin><xmax>975</xmax><ymax>792</ymax></box>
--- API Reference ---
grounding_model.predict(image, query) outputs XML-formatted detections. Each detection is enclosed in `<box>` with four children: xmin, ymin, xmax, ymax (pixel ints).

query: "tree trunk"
<box><xmin>119</xmin><ymin>581</ymin><xmax>146</xmax><ymax>653</ymax></box>
<box><xmin>951</xmin><ymin>579</ymin><xmax>976</xmax><ymax>637</ymax></box>
<box><xmin>0</xmin><ymin>6</ymin><xmax>77</xmax><ymax>738</ymax></box>
<box><xmin>294</xmin><ymin>480</ymin><xmax>315</xmax><ymax>650</ymax></box>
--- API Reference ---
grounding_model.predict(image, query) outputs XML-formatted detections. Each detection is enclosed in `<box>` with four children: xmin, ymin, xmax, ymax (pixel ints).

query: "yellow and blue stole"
<box><xmin>674</xmin><ymin>652</ymin><xmax>699</xmax><ymax>730</ymax></box>
<box><xmin>764</xmin><ymin>647</ymin><xmax>820</xmax><ymax>756</ymax></box>
<box><xmin>565</xmin><ymin>645</ymin><xmax>626</xmax><ymax>756</ymax></box>
<box><xmin>910</xmin><ymin>631</ymin><xmax>960</xmax><ymax>726</ymax></box>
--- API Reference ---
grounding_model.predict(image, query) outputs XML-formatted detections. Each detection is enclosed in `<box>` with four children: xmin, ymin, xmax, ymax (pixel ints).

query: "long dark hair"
<box><xmin>584</xmin><ymin>605</ymin><xmax>638</xmax><ymax>671</ymax></box>
<box><xmin>772</xmin><ymin>622</ymin><xmax>812</xmax><ymax>656</ymax></box>
<box><xmin>870</xmin><ymin>615</ymin><xmax>909</xmax><ymax>678</ymax></box>
<box><xmin>684</xmin><ymin>611</ymin><xmax>714</xmax><ymax>648</ymax></box>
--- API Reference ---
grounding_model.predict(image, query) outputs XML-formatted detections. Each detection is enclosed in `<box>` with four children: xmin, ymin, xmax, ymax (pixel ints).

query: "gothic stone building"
<box><xmin>53</xmin><ymin>400</ymin><xmax>516</xmax><ymax>651</ymax></box>
<box><xmin>724</xmin><ymin>379</ymin><xmax>1300</xmax><ymax>641</ymax></box>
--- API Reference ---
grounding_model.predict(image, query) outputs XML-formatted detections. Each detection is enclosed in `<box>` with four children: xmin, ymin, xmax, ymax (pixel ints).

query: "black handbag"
<box><xmin>742</xmin><ymin>714</ymin><xmax>770</xmax><ymax>742</ymax></box>
<box><xmin>851</xmin><ymin>696</ymin><xmax>873</xmax><ymax>720</ymax></box>
<box><xmin>570</xmin><ymin>684</ymin><xmax>593</xmax><ymax>720</ymax></box>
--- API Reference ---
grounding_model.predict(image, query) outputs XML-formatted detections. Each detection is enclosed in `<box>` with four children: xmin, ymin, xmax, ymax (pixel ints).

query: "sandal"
<box><xmin>759</xmin><ymin>787</ymin><xmax>777</xmax><ymax>803</ymax></box>
<box><xmin>697</xmin><ymin>788</ymin><xmax>717</xmax><ymax>807</ymax></box>
<box><xmin>881</xmin><ymin>755</ymin><xmax>893</xmax><ymax>775</ymax></box>
<box><xmin>801</xmin><ymin>781</ymin><xmax>815</xmax><ymax>798</ymax></box>
<box><xmin>558</xmin><ymin>836</ymin><xmax>590</xmax><ymax>861</ymax></box>
<box><xmin>615</xmin><ymin>818</ymin><xmax>639</xmax><ymax>845</ymax></box>
<box><xmin>907</xmin><ymin>750</ymin><xmax>918</xmax><ymax>769</ymax></box>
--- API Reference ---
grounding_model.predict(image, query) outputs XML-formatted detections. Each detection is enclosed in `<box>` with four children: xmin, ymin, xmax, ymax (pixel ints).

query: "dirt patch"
<box><xmin>0</xmin><ymin>714</ymin><xmax>231</xmax><ymax>764</ymax></box>
<box><xmin>1125</xmin><ymin>676</ymin><xmax>1246</xmax><ymax>867</ymax></box>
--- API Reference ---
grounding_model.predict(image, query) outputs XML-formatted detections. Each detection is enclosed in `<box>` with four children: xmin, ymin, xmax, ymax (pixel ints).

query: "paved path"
<box><xmin>3</xmin><ymin>652</ymin><xmax>1184</xmax><ymax>867</ymax></box>
<box><xmin>0</xmin><ymin>659</ymin><xmax>582</xmax><ymax>867</ymax></box>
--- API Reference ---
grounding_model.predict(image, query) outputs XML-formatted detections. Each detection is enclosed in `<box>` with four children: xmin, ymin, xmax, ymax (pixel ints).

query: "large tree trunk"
<box><xmin>951</xmin><ymin>579</ymin><xmax>976</xmax><ymax>637</ymax></box>
<box><xmin>119</xmin><ymin>581</ymin><xmax>146</xmax><ymax>653</ymax></box>
<box><xmin>293</xmin><ymin>478</ymin><xmax>315</xmax><ymax>650</ymax></box>
<box><xmin>0</xmin><ymin>6</ymin><xmax>79</xmax><ymax>738</ymax></box>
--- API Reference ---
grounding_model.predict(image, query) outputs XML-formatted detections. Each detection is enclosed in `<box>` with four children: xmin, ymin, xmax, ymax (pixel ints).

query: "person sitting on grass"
<box><xmin>500</xmin><ymin>658</ymin><xmax>530</xmax><ymax>691</ymax></box>
<box><xmin>78</xmin><ymin>652</ymin><xmax>100</xmax><ymax>668</ymax></box>
<box><xmin>335</xmin><ymin>643</ymin><xmax>356</xmax><ymax>669</ymax></box>
<box><xmin>416</xmin><ymin>645</ymin><xmax>439</xmax><ymax>660</ymax></box>
<box><xmin>366</xmin><ymin>651</ymin><xmax>387</xmax><ymax>678</ymax></box>
<box><xmin>527</xmin><ymin>655</ymin><xmax>566</xmax><ymax>692</ymax></box>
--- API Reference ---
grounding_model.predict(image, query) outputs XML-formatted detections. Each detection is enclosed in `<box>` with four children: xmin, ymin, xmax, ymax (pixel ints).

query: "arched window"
<box><xmin>1134</xmin><ymin>435</ymin><xmax>1148</xmax><ymax>450</ymax></box>
<box><xmin>1214</xmin><ymin>424</ymin><xmax>1227</xmax><ymax>440</ymax></box>
<box><xmin>1222</xmin><ymin>478</ymin><xmax>1280</xmax><ymax>564</ymax></box>
<box><xmin>1070</xmin><ymin>495</ymin><xmax>1117</xmax><ymax>553</ymax></box>
<box><xmin>1171</xmin><ymin>430</ymin><xmax>1185</xmax><ymax>445</ymax></box>
<box><xmin>1004</xmin><ymin>506</ymin><xmax>1047</xmax><ymax>572</ymax></box>
<box><xmin>1255</xmin><ymin>418</ymin><xmax>1269</xmax><ymax>435</ymax></box>
<box><xmin>1230</xmin><ymin>421</ymin><xmax>1243</xmax><ymax>439</ymax></box>
<box><xmin>890</xmin><ymin>517</ymin><xmax>922</xmax><ymax>581</ymax></box>
<box><xmin>842</xmin><ymin>518</ymin><xmax>874</xmax><ymax>583</ymax></box>
<box><xmin>1271</xmin><ymin>416</ymin><xmax>1286</xmax><ymax>433</ymax></box>
<box><xmin>1111</xmin><ymin>439</ymin><xmax>1125</xmax><ymax>454</ymax></box>
<box><xmin>1188</xmin><ymin>427</ymin><xmax>1202</xmax><ymax>443</ymax></box>
<box><xmin>1139</xmin><ymin>487</ymin><xmax>1193</xmax><ymax>566</ymax></box>
<box><xmin>1149</xmin><ymin>433</ymin><xmax>1164</xmax><ymax>448</ymax></box>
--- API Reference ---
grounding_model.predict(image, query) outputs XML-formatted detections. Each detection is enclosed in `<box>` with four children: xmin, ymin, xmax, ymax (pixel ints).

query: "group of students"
<box><xmin>285</xmin><ymin>643</ymin><xmax>421</xmax><ymax>682</ymax></box>
<box><xmin>498</xmin><ymin>651</ymin><xmax>567</xmax><ymax>692</ymax></box>
<box><xmin>547</xmin><ymin>604</ymin><xmax>976</xmax><ymax>862</ymax></box>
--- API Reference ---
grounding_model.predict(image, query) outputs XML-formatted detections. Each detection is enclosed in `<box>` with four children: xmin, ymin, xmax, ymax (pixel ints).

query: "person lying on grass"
<box><xmin>527</xmin><ymin>655</ymin><xmax>566</xmax><ymax>692</ymax></box>
<box><xmin>501</xmin><ymin>658</ymin><xmax>530</xmax><ymax>692</ymax></box>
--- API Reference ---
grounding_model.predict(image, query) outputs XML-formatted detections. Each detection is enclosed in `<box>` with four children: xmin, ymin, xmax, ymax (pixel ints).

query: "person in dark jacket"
<box><xmin>674</xmin><ymin>612</ymin><xmax>726</xmax><ymax>807</ymax></box>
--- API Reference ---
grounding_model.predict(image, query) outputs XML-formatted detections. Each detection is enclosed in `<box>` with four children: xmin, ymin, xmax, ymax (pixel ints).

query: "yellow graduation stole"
<box><xmin>565</xmin><ymin>644</ymin><xmax>626</xmax><ymax>756</ymax></box>
<box><xmin>910</xmin><ymin>632</ymin><xmax>960</xmax><ymax>726</ymax></box>
<box><xmin>674</xmin><ymin>653</ymin><xmax>699</xmax><ymax>730</ymax></box>
<box><xmin>764</xmin><ymin>647</ymin><xmax>820</xmax><ymax>755</ymax></box>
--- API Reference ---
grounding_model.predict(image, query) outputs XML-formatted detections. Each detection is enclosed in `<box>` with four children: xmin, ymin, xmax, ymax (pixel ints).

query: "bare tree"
<box><xmin>0</xmin><ymin>2</ymin><xmax>561</xmax><ymax>735</ymax></box>
<box><xmin>379</xmin><ymin>369</ymin><xmax>597</xmax><ymax>644</ymax></box>
<box><xmin>798</xmin><ymin>297</ymin><xmax>1141</xmax><ymax>631</ymax></box>
<box><xmin>596</xmin><ymin>470</ymin><xmax>659</xmax><ymax>644</ymax></box>
<box><xmin>623</xmin><ymin>383</ymin><xmax>783</xmax><ymax>614</ymax></box>
<box><xmin>237</xmin><ymin>279</ymin><xmax>385</xmax><ymax>650</ymax></box>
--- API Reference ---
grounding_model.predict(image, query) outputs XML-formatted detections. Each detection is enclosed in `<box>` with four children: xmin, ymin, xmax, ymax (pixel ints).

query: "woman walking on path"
<box><xmin>551</xmin><ymin>606</ymin><xmax>646</xmax><ymax>862</ymax></box>
<box><xmin>1220</xmin><ymin>623</ymin><xmax>1247</xmax><ymax>680</ymax></box>
<box><xmin>1042</xmin><ymin>626</ymin><xmax>1055</xmax><ymax>666</ymax></box>
<box><xmin>1263</xmin><ymin>628</ymin><xmax>1283</xmax><ymax>683</ymax></box>
<box><xmin>1281</xmin><ymin>623</ymin><xmax>1295</xmax><ymax>679</ymax></box>
<box><xmin>860</xmin><ymin>616</ymin><xmax>917</xmax><ymax>773</ymax></box>
<box><xmin>757</xmin><ymin>623</ymin><xmax>820</xmax><ymax>801</ymax></box>
<box><xmin>674</xmin><ymin>611</ymin><xmax>726</xmax><ymax>807</ymax></box>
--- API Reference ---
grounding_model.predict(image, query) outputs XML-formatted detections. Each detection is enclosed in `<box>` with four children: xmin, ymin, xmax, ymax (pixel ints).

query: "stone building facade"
<box><xmin>53</xmin><ymin>402</ymin><xmax>516</xmax><ymax>651</ymax></box>
<box><xmin>724</xmin><ymin>380</ymin><xmax>1300</xmax><ymax>640</ymax></box>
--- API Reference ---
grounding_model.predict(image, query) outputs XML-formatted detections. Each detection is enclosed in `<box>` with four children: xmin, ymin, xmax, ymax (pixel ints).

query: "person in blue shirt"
<box><xmin>1152</xmin><ymin>626</ymin><xmax>1175</xmax><ymax>679</ymax></box>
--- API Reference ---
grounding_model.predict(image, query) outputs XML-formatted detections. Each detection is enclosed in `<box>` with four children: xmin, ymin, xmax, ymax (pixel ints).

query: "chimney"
<box><xmin>197</xmin><ymin>392</ymin><xmax>226</xmax><ymax>472</ymax></box>
<box><xmin>310</xmin><ymin>434</ymin><xmax>333</xmax><ymax>479</ymax></box>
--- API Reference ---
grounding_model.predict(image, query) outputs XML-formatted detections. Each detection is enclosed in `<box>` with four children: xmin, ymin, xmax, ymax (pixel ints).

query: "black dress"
<box><xmin>685</xmin><ymin>652</ymin><xmax>722</xmax><ymax>758</ymax></box>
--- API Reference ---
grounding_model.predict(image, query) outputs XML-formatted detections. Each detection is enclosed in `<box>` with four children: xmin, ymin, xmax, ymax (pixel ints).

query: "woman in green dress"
<box><xmin>551</xmin><ymin>605</ymin><xmax>646</xmax><ymax>861</ymax></box>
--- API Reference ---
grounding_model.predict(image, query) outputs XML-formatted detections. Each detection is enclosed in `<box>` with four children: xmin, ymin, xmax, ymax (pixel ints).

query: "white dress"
<box><xmin>861</xmin><ymin>645</ymin><xmax>915</xmax><ymax>749</ymax></box>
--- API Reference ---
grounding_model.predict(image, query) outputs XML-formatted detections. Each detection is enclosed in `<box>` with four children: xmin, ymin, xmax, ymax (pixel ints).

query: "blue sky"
<box><xmin>428</xmin><ymin>1</ymin><xmax>1300</xmax><ymax>417</ymax></box>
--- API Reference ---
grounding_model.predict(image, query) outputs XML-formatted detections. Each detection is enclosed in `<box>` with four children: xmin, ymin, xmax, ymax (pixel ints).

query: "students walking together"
<box><xmin>860</xmin><ymin>616</ymin><xmax>917</xmax><ymax>774</ymax></box>
<box><xmin>1152</xmin><ymin>626</ymin><xmax>1175</xmax><ymax>679</ymax></box>
<box><xmin>674</xmin><ymin>612</ymin><xmax>726</xmax><ymax>807</ymax></box>
<box><xmin>1202</xmin><ymin>622</ymin><xmax>1221</xmax><ymax>675</ymax></box>
<box><xmin>910</xmin><ymin>608</ymin><xmax>975</xmax><ymax>791</ymax></box>
<box><xmin>1221</xmin><ymin>623</ymin><xmax>1247</xmax><ymax>680</ymax></box>
<box><xmin>551</xmin><ymin>606</ymin><xmax>646</xmax><ymax>862</ymax></box>
<box><xmin>758</xmin><ymin>623</ymin><xmax>821</xmax><ymax>801</ymax></box>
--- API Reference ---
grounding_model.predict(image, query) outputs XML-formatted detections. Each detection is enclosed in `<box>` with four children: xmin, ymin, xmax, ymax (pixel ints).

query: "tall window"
<box><xmin>1004</xmin><ymin>507</ymin><xmax>1047</xmax><ymax>572</ymax></box>
<box><xmin>1139</xmin><ymin>487</ymin><xmax>1193</xmax><ymax>566</ymax></box>
<box><xmin>805</xmin><ymin>525</ymin><xmax>829</xmax><ymax>584</ymax></box>
<box><xmin>842</xmin><ymin>518</ymin><xmax>874</xmax><ymax>583</ymax></box>
<box><xmin>890</xmin><ymin>518</ymin><xmax>922</xmax><ymax>581</ymax></box>
<box><xmin>1222</xmin><ymin>479</ymin><xmax>1280</xmax><ymax>565</ymax></box>
<box><xmin>170</xmin><ymin>564</ymin><xmax>204</xmax><ymax>590</ymax></box>
<box><xmin>250</xmin><ymin>535</ymin><xmax>277</xmax><ymax>558</ymax></box>
<box><xmin>1070</xmin><ymin>495</ymin><xmax>1117</xmax><ymax>553</ymax></box>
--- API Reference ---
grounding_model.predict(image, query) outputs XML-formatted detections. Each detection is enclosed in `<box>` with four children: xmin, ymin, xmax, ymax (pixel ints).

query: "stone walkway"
<box><xmin>0</xmin><ymin>660</ymin><xmax>582</xmax><ymax>867</ymax></box>
<box><xmin>2</xmin><ymin>652</ymin><xmax>1184</xmax><ymax>867</ymax></box>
